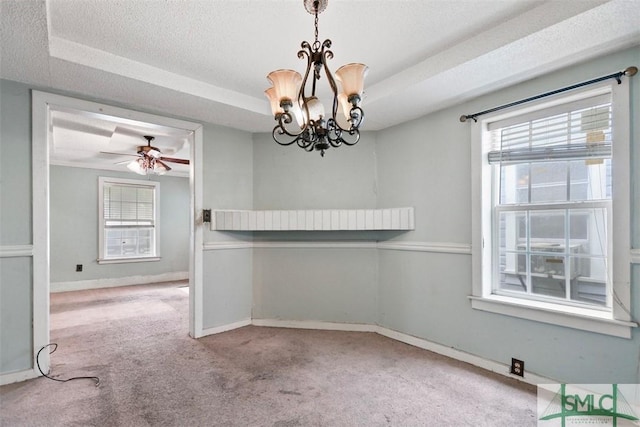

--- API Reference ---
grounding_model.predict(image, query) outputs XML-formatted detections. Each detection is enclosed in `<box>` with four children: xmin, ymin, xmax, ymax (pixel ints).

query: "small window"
<box><xmin>98</xmin><ymin>177</ymin><xmax>160</xmax><ymax>264</ymax></box>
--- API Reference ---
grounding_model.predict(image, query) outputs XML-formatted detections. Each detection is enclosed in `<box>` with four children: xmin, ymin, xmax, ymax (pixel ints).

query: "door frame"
<box><xmin>31</xmin><ymin>91</ymin><xmax>204</xmax><ymax>375</ymax></box>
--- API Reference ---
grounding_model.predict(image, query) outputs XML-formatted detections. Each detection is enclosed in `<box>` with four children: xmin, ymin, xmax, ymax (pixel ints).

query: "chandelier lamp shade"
<box><xmin>265</xmin><ymin>0</ymin><xmax>369</xmax><ymax>156</ymax></box>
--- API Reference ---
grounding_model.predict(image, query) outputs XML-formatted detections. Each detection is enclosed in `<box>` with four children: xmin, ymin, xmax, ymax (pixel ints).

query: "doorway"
<box><xmin>32</xmin><ymin>91</ymin><xmax>204</xmax><ymax>374</ymax></box>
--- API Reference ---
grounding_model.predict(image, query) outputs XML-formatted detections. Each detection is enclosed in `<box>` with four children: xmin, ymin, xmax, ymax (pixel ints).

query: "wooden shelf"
<box><xmin>211</xmin><ymin>208</ymin><xmax>415</xmax><ymax>231</ymax></box>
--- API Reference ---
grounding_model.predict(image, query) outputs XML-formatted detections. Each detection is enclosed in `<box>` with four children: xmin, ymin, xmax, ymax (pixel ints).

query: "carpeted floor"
<box><xmin>0</xmin><ymin>281</ymin><xmax>537</xmax><ymax>426</ymax></box>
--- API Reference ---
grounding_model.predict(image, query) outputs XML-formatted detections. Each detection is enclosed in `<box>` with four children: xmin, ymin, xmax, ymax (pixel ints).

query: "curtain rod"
<box><xmin>459</xmin><ymin>66</ymin><xmax>637</xmax><ymax>123</ymax></box>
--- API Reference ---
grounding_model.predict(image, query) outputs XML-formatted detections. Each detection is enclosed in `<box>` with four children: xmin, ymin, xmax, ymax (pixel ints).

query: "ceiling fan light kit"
<box><xmin>265</xmin><ymin>0</ymin><xmax>368</xmax><ymax>157</ymax></box>
<box><xmin>126</xmin><ymin>135</ymin><xmax>172</xmax><ymax>176</ymax></box>
<box><xmin>126</xmin><ymin>156</ymin><xmax>169</xmax><ymax>176</ymax></box>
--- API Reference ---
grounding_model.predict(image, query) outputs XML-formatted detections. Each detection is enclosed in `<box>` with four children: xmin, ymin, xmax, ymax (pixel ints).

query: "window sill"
<box><xmin>97</xmin><ymin>256</ymin><xmax>161</xmax><ymax>265</ymax></box>
<box><xmin>469</xmin><ymin>295</ymin><xmax>636</xmax><ymax>339</ymax></box>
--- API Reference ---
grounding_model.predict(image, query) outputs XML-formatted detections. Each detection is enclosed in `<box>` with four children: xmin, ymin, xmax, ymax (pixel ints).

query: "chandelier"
<box><xmin>264</xmin><ymin>0</ymin><xmax>368</xmax><ymax>157</ymax></box>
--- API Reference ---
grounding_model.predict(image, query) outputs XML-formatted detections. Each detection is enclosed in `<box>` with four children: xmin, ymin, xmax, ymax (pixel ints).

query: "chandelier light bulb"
<box><xmin>304</xmin><ymin>96</ymin><xmax>325</xmax><ymax>122</ymax></box>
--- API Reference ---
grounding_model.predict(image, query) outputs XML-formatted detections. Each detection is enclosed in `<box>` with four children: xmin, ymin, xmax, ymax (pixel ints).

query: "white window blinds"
<box><xmin>488</xmin><ymin>93</ymin><xmax>612</xmax><ymax>164</ymax></box>
<box><xmin>103</xmin><ymin>183</ymin><xmax>155</xmax><ymax>227</ymax></box>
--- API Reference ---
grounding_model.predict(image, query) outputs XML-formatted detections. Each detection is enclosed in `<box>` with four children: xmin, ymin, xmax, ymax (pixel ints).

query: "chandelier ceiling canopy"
<box><xmin>265</xmin><ymin>0</ymin><xmax>368</xmax><ymax>157</ymax></box>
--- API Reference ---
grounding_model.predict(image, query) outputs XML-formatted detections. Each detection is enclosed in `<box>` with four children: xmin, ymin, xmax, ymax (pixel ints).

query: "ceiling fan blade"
<box><xmin>156</xmin><ymin>159</ymin><xmax>172</xmax><ymax>172</ymax></box>
<box><xmin>100</xmin><ymin>151</ymin><xmax>138</xmax><ymax>157</ymax></box>
<box><xmin>159</xmin><ymin>156</ymin><xmax>190</xmax><ymax>165</ymax></box>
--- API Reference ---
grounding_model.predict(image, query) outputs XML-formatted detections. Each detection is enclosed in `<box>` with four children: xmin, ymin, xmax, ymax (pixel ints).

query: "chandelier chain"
<box><xmin>314</xmin><ymin>7</ymin><xmax>319</xmax><ymax>47</ymax></box>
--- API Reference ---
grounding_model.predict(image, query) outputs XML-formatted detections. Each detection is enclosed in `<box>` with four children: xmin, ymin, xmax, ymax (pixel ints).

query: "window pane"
<box><xmin>106</xmin><ymin>241</ymin><xmax>122</xmax><ymax>256</ymax></box>
<box><xmin>500</xmin><ymin>164</ymin><xmax>529</xmax><ymax>204</ymax></box>
<box><xmin>571</xmin><ymin>257</ymin><xmax>607</xmax><ymax>306</ymax></box>
<box><xmin>569</xmin><ymin>160</ymin><xmax>610</xmax><ymax>201</ymax></box>
<box><xmin>570</xmin><ymin>208</ymin><xmax>607</xmax><ymax>257</ymax></box>
<box><xmin>497</xmin><ymin>252</ymin><xmax>526</xmax><ymax>293</ymax></box>
<box><xmin>138</xmin><ymin>237</ymin><xmax>151</xmax><ymax>254</ymax></box>
<box><xmin>531</xmin><ymin>254</ymin><xmax>565</xmax><ymax>276</ymax></box>
<box><xmin>531</xmin><ymin>254</ymin><xmax>566</xmax><ymax>299</ymax></box>
<box><xmin>530</xmin><ymin>210</ymin><xmax>565</xmax><ymax>246</ymax></box>
<box><xmin>498</xmin><ymin>211</ymin><xmax>526</xmax><ymax>252</ymax></box>
<box><xmin>103</xmin><ymin>226</ymin><xmax>156</xmax><ymax>258</ymax></box>
<box><xmin>106</xmin><ymin>229</ymin><xmax>123</xmax><ymax>257</ymax></box>
<box><xmin>530</xmin><ymin>162</ymin><xmax>567</xmax><ymax>203</ymax></box>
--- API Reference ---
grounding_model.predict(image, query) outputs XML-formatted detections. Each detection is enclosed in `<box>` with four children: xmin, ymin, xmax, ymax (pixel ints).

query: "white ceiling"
<box><xmin>1</xmin><ymin>0</ymin><xmax>639</xmax><ymax>172</ymax></box>
<box><xmin>49</xmin><ymin>107</ymin><xmax>192</xmax><ymax>175</ymax></box>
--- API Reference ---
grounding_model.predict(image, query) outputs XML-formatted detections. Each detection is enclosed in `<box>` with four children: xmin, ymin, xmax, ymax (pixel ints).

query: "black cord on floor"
<box><xmin>36</xmin><ymin>344</ymin><xmax>100</xmax><ymax>387</ymax></box>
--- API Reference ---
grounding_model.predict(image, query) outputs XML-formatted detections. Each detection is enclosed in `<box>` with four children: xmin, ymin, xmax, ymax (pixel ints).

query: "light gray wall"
<box><xmin>252</xmin><ymin>132</ymin><xmax>378</xmax><ymax>209</ymax></box>
<box><xmin>49</xmin><ymin>166</ymin><xmax>189</xmax><ymax>283</ymax></box>
<box><xmin>202</xmin><ymin>123</ymin><xmax>254</xmax><ymax>329</ymax></box>
<box><xmin>0</xmin><ymin>80</ymin><xmax>32</xmax><ymax>245</ymax></box>
<box><xmin>0</xmin><ymin>80</ymin><xmax>34</xmax><ymax>373</ymax></box>
<box><xmin>251</xmin><ymin>132</ymin><xmax>379</xmax><ymax>324</ymax></box>
<box><xmin>0</xmin><ymin>257</ymin><xmax>33</xmax><ymax>373</ymax></box>
<box><xmin>253</xmin><ymin>247</ymin><xmax>378</xmax><ymax>324</ymax></box>
<box><xmin>375</xmin><ymin>46</ymin><xmax>640</xmax><ymax>384</ymax></box>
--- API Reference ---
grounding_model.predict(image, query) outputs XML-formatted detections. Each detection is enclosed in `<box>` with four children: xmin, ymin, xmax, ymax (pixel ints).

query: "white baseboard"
<box><xmin>0</xmin><ymin>368</ymin><xmax>39</xmax><ymax>386</ymax></box>
<box><xmin>199</xmin><ymin>319</ymin><xmax>252</xmax><ymax>337</ymax></box>
<box><xmin>375</xmin><ymin>326</ymin><xmax>554</xmax><ymax>386</ymax></box>
<box><xmin>252</xmin><ymin>319</ymin><xmax>377</xmax><ymax>332</ymax></box>
<box><xmin>50</xmin><ymin>271</ymin><xmax>189</xmax><ymax>293</ymax></box>
<box><xmin>250</xmin><ymin>319</ymin><xmax>555</xmax><ymax>386</ymax></box>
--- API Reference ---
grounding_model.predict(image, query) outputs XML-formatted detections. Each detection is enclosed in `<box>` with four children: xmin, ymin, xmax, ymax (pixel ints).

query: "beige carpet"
<box><xmin>0</xmin><ymin>282</ymin><xmax>537</xmax><ymax>426</ymax></box>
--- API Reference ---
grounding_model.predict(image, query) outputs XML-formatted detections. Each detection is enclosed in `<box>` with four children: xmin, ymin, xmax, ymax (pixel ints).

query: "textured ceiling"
<box><xmin>1</xmin><ymin>0</ymin><xmax>639</xmax><ymax>171</ymax></box>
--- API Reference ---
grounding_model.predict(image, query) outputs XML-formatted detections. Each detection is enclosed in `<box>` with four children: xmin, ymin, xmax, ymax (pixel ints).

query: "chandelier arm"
<box><xmin>326</xmin><ymin>118</ymin><xmax>360</xmax><ymax>146</ymax></box>
<box><xmin>272</xmin><ymin>127</ymin><xmax>298</xmax><ymax>146</ymax></box>
<box><xmin>298</xmin><ymin>42</ymin><xmax>313</xmax><ymax>99</ymax></box>
<box><xmin>272</xmin><ymin>112</ymin><xmax>309</xmax><ymax>144</ymax></box>
<box><xmin>325</xmin><ymin>119</ymin><xmax>344</xmax><ymax>148</ymax></box>
<box><xmin>320</xmin><ymin>41</ymin><xmax>338</xmax><ymax>94</ymax></box>
<box><xmin>298</xmin><ymin>42</ymin><xmax>315</xmax><ymax>121</ymax></box>
<box><xmin>273</xmin><ymin>126</ymin><xmax>316</xmax><ymax>150</ymax></box>
<box><xmin>340</xmin><ymin>129</ymin><xmax>360</xmax><ymax>146</ymax></box>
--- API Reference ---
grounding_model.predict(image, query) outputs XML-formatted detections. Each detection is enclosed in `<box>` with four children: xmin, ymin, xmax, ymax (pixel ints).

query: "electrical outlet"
<box><xmin>510</xmin><ymin>358</ymin><xmax>524</xmax><ymax>377</ymax></box>
<box><xmin>76</xmin><ymin>264</ymin><xmax>83</xmax><ymax>272</ymax></box>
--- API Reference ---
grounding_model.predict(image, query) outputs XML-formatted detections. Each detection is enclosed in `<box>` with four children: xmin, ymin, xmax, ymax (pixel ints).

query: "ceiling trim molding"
<box><xmin>46</xmin><ymin>35</ymin><xmax>268</xmax><ymax>115</ymax></box>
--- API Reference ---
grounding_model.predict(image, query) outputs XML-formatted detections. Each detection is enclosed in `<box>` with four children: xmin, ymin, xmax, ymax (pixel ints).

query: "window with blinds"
<box><xmin>99</xmin><ymin>178</ymin><xmax>160</xmax><ymax>262</ymax></box>
<box><xmin>103</xmin><ymin>185</ymin><xmax>155</xmax><ymax>227</ymax></box>
<box><xmin>488</xmin><ymin>92</ymin><xmax>612</xmax><ymax>309</ymax></box>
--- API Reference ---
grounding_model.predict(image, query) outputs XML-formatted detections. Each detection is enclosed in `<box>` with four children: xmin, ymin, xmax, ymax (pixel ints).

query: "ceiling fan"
<box><xmin>101</xmin><ymin>135</ymin><xmax>189</xmax><ymax>175</ymax></box>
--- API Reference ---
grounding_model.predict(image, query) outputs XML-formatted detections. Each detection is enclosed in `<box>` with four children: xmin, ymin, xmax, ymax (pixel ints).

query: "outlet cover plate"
<box><xmin>510</xmin><ymin>358</ymin><xmax>524</xmax><ymax>377</ymax></box>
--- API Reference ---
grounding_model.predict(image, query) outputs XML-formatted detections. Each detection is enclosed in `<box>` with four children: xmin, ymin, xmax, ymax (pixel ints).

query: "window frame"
<box><xmin>98</xmin><ymin>176</ymin><xmax>161</xmax><ymax>264</ymax></box>
<box><xmin>470</xmin><ymin>80</ymin><xmax>636</xmax><ymax>338</ymax></box>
